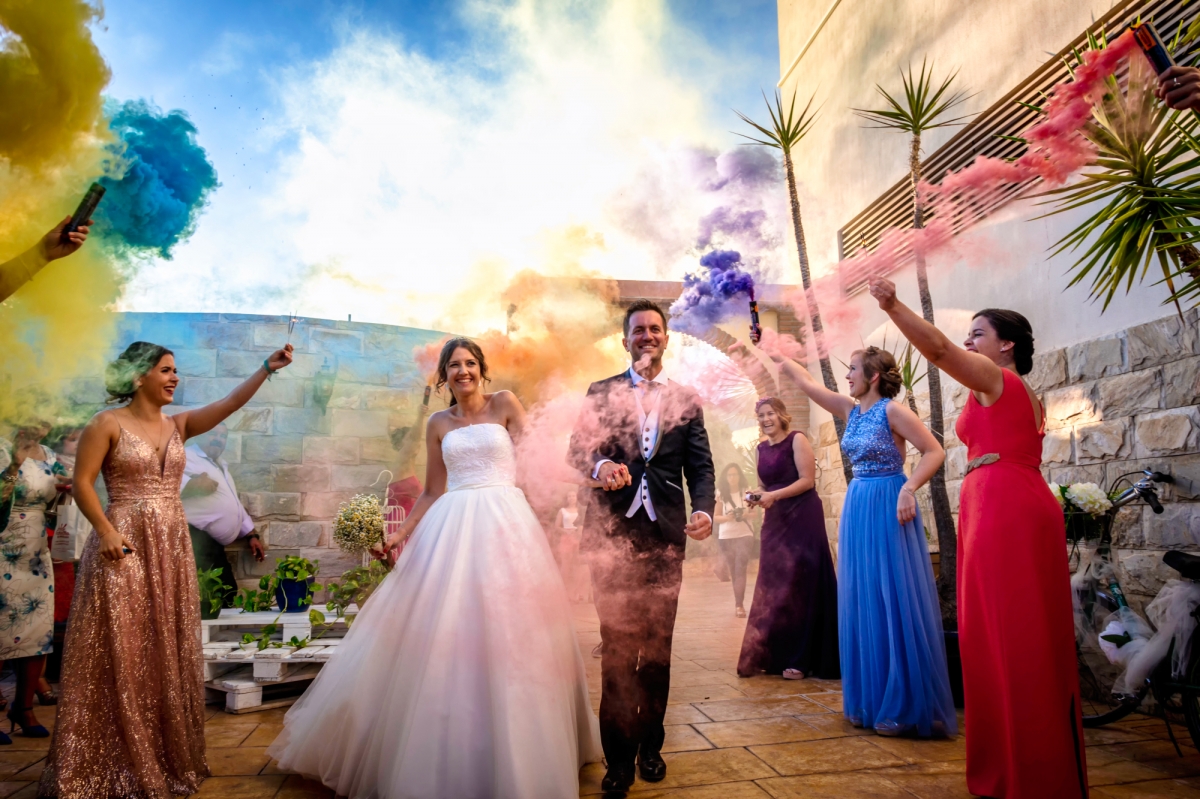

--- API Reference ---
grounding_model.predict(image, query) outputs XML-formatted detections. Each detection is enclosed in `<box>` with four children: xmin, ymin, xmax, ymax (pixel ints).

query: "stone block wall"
<box><xmin>811</xmin><ymin>307</ymin><xmax>1200</xmax><ymax>611</ymax></box>
<box><xmin>74</xmin><ymin>313</ymin><xmax>447</xmax><ymax>589</ymax></box>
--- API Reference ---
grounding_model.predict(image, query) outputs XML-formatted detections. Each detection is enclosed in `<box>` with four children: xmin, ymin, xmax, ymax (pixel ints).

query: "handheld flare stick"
<box><xmin>286</xmin><ymin>311</ymin><xmax>298</xmax><ymax>345</ymax></box>
<box><xmin>61</xmin><ymin>182</ymin><xmax>105</xmax><ymax>244</ymax></box>
<box><xmin>1131</xmin><ymin>21</ymin><xmax>1174</xmax><ymax>75</ymax></box>
<box><xmin>749</xmin><ymin>292</ymin><xmax>763</xmax><ymax>345</ymax></box>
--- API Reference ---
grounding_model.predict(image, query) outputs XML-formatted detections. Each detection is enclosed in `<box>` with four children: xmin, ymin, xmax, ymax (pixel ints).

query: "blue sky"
<box><xmin>92</xmin><ymin>0</ymin><xmax>783</xmax><ymax>327</ymax></box>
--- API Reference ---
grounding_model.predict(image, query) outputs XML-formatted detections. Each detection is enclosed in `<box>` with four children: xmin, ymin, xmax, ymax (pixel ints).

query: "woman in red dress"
<box><xmin>870</xmin><ymin>277</ymin><xmax>1086</xmax><ymax>798</ymax></box>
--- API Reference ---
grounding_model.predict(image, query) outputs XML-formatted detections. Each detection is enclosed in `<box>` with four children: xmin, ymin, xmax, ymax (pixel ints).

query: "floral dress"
<box><xmin>0</xmin><ymin>443</ymin><xmax>63</xmax><ymax>660</ymax></box>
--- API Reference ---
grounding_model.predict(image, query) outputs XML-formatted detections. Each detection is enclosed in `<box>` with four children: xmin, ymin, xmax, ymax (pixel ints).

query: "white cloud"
<box><xmin>123</xmin><ymin>0</ymin><xmax>786</xmax><ymax>332</ymax></box>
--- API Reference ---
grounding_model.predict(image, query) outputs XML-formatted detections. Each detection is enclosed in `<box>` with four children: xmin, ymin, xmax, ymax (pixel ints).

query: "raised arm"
<box><xmin>868</xmin><ymin>277</ymin><xmax>1003</xmax><ymax>398</ymax></box>
<box><xmin>72</xmin><ymin>412</ymin><xmax>133</xmax><ymax>562</ymax></box>
<box><xmin>885</xmin><ymin>401</ymin><xmax>945</xmax><ymax>524</ymax></box>
<box><xmin>174</xmin><ymin>345</ymin><xmax>294</xmax><ymax>440</ymax></box>
<box><xmin>729</xmin><ymin>341</ymin><xmax>854</xmax><ymax>421</ymax></box>
<box><xmin>378</xmin><ymin>415</ymin><xmax>448</xmax><ymax>554</ymax></box>
<box><xmin>775</xmin><ymin>357</ymin><xmax>856</xmax><ymax>421</ymax></box>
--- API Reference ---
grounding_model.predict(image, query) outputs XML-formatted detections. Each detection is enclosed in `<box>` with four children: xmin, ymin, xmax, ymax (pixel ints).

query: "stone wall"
<box><xmin>77</xmin><ymin>313</ymin><xmax>446</xmax><ymax>589</ymax></box>
<box><xmin>812</xmin><ymin>308</ymin><xmax>1200</xmax><ymax>611</ymax></box>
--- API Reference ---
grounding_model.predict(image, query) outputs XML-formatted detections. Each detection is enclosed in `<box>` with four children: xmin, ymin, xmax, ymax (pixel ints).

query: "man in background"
<box><xmin>181</xmin><ymin>423</ymin><xmax>264</xmax><ymax>607</ymax></box>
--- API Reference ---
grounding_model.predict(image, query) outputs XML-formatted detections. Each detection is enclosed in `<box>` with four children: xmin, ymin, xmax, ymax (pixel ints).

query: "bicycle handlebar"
<box><xmin>1143</xmin><ymin>489</ymin><xmax>1165</xmax><ymax>514</ymax></box>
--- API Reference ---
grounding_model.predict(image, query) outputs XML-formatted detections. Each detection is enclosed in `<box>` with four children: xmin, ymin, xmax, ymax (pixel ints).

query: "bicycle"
<box><xmin>1070</xmin><ymin>468</ymin><xmax>1200</xmax><ymax>753</ymax></box>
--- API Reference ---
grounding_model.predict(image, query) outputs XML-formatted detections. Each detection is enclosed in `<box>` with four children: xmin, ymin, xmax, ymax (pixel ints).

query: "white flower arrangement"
<box><xmin>1065</xmin><ymin>482</ymin><xmax>1113</xmax><ymax>517</ymax></box>
<box><xmin>333</xmin><ymin>494</ymin><xmax>386</xmax><ymax>554</ymax></box>
<box><xmin>1048</xmin><ymin>482</ymin><xmax>1066</xmax><ymax>509</ymax></box>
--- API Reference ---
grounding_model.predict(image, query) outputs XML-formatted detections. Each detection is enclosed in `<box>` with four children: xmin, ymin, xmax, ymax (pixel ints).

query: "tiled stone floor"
<box><xmin>2</xmin><ymin>572</ymin><xmax>1200</xmax><ymax>797</ymax></box>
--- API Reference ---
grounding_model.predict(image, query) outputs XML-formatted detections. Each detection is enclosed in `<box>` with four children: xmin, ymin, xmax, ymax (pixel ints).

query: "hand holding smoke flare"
<box><xmin>669</xmin><ymin>250</ymin><xmax>758</xmax><ymax>339</ymax></box>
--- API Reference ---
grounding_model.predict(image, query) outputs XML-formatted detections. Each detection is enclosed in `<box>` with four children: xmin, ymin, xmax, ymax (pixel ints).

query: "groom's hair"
<box><xmin>623</xmin><ymin>299</ymin><xmax>667</xmax><ymax>337</ymax></box>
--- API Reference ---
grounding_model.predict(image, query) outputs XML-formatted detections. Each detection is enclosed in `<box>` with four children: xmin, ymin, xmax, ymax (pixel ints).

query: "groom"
<box><xmin>570</xmin><ymin>299</ymin><xmax>715</xmax><ymax>793</ymax></box>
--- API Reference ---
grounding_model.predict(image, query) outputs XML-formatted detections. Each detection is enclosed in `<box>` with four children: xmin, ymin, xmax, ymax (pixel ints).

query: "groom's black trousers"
<box><xmin>589</xmin><ymin>507</ymin><xmax>685</xmax><ymax>767</ymax></box>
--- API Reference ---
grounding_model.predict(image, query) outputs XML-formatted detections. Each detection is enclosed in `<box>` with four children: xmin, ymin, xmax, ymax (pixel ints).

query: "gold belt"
<box><xmin>965</xmin><ymin>453</ymin><xmax>1000</xmax><ymax>475</ymax></box>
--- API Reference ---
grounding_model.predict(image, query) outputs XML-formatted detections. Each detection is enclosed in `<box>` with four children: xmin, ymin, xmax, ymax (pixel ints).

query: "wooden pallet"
<box><xmin>205</xmin><ymin>664</ymin><xmax>322</xmax><ymax>713</ymax></box>
<box><xmin>201</xmin><ymin>606</ymin><xmax>357</xmax><ymax>712</ymax></box>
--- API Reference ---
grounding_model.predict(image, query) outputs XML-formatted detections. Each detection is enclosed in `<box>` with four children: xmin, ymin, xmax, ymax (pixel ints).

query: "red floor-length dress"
<box><xmin>956</xmin><ymin>368</ymin><xmax>1087</xmax><ymax>798</ymax></box>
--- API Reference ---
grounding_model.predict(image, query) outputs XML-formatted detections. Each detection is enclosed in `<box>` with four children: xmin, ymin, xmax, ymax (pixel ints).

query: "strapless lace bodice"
<box><xmin>443</xmin><ymin>423</ymin><xmax>517</xmax><ymax>492</ymax></box>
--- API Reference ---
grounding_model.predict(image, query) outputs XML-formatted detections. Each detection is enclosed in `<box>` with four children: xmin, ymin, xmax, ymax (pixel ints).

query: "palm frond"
<box><xmin>734</xmin><ymin>90</ymin><xmax>821</xmax><ymax>155</ymax></box>
<box><xmin>852</xmin><ymin>58</ymin><xmax>975</xmax><ymax>135</ymax></box>
<box><xmin>1036</xmin><ymin>32</ymin><xmax>1200</xmax><ymax>310</ymax></box>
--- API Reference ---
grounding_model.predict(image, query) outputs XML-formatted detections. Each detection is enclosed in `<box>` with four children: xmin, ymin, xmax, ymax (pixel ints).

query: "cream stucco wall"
<box><xmin>775</xmin><ymin>0</ymin><xmax>1183</xmax><ymax>431</ymax></box>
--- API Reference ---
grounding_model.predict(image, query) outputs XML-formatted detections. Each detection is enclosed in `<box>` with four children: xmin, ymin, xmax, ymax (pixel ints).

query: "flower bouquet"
<box><xmin>1048</xmin><ymin>481</ymin><xmax>1115</xmax><ymax>543</ymax></box>
<box><xmin>334</xmin><ymin>493</ymin><xmax>389</xmax><ymax>568</ymax></box>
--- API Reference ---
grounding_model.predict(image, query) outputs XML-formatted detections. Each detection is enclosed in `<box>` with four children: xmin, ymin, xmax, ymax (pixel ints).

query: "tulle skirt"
<box><xmin>837</xmin><ymin>471</ymin><xmax>956</xmax><ymax>736</ymax></box>
<box><xmin>268</xmin><ymin>483</ymin><xmax>601</xmax><ymax>799</ymax></box>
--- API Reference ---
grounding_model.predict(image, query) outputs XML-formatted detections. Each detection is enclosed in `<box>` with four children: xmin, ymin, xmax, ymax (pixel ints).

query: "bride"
<box><xmin>269</xmin><ymin>337</ymin><xmax>601</xmax><ymax>798</ymax></box>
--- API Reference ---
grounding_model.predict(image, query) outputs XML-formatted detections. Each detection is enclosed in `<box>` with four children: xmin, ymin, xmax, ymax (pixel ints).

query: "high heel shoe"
<box><xmin>35</xmin><ymin>689</ymin><xmax>57</xmax><ymax>706</ymax></box>
<box><xmin>0</xmin><ymin>729</ymin><xmax>11</xmax><ymax>746</ymax></box>
<box><xmin>7</xmin><ymin>708</ymin><xmax>48</xmax><ymax>738</ymax></box>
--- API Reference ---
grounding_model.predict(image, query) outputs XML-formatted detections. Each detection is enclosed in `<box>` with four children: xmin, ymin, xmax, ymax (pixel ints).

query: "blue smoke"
<box><xmin>668</xmin><ymin>249</ymin><xmax>757</xmax><ymax>336</ymax></box>
<box><xmin>97</xmin><ymin>99</ymin><xmax>219</xmax><ymax>258</ymax></box>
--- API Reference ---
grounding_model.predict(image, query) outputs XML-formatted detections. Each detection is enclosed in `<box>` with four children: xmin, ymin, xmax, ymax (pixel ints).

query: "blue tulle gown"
<box><xmin>838</xmin><ymin>398</ymin><xmax>956</xmax><ymax>737</ymax></box>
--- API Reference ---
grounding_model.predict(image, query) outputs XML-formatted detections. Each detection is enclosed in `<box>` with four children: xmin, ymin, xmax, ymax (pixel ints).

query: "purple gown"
<box><xmin>737</xmin><ymin>431</ymin><xmax>840</xmax><ymax>678</ymax></box>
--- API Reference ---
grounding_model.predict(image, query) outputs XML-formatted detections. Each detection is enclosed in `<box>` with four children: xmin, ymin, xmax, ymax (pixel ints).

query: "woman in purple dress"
<box><xmin>737</xmin><ymin>398</ymin><xmax>839</xmax><ymax>680</ymax></box>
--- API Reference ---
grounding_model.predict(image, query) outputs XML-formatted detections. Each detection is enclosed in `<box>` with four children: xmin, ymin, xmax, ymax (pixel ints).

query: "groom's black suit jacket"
<box><xmin>569</xmin><ymin>372</ymin><xmax>716</xmax><ymax>550</ymax></box>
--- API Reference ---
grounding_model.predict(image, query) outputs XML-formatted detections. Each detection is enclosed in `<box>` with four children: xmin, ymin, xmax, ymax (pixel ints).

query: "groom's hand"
<box><xmin>597</xmin><ymin>462</ymin><xmax>632</xmax><ymax>491</ymax></box>
<box><xmin>684</xmin><ymin>512</ymin><xmax>712</xmax><ymax>541</ymax></box>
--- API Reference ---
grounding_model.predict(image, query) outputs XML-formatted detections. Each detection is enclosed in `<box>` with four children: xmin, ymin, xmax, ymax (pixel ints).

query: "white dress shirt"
<box><xmin>595</xmin><ymin>367</ymin><xmax>711</xmax><ymax>527</ymax></box>
<box><xmin>180</xmin><ymin>445</ymin><xmax>254</xmax><ymax>546</ymax></box>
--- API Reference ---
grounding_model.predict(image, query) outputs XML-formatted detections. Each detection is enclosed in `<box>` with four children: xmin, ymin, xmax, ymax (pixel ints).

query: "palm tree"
<box><xmin>737</xmin><ymin>91</ymin><xmax>855</xmax><ymax>486</ymax></box>
<box><xmin>1041</xmin><ymin>32</ymin><xmax>1200</xmax><ymax>310</ymax></box>
<box><xmin>853</xmin><ymin>61</ymin><xmax>972</xmax><ymax>625</ymax></box>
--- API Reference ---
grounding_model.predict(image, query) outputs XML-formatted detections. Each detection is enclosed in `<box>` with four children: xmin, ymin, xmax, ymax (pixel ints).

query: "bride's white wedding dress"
<box><xmin>268</xmin><ymin>423</ymin><xmax>601</xmax><ymax>798</ymax></box>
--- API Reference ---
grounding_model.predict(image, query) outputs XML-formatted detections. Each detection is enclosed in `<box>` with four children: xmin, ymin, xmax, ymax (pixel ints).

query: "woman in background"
<box><xmin>40</xmin><ymin>340</ymin><xmax>292</xmax><ymax>799</ymax></box>
<box><xmin>556</xmin><ymin>489</ymin><xmax>590</xmax><ymax>603</ymax></box>
<box><xmin>870</xmin><ymin>276</ymin><xmax>1085</xmax><ymax>798</ymax></box>
<box><xmin>0</xmin><ymin>420</ymin><xmax>65</xmax><ymax>739</ymax></box>
<box><xmin>714</xmin><ymin>463</ymin><xmax>756</xmax><ymax>618</ymax></box>
<box><xmin>737</xmin><ymin>398</ymin><xmax>839</xmax><ymax>680</ymax></box>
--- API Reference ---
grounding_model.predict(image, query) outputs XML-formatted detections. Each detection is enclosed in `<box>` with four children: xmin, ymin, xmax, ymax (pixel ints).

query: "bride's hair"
<box><xmin>435</xmin><ymin>337</ymin><xmax>490</xmax><ymax>407</ymax></box>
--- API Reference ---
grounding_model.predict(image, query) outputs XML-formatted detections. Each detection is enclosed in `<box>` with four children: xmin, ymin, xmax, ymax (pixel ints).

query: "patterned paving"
<box><xmin>2</xmin><ymin>572</ymin><xmax>1199</xmax><ymax>797</ymax></box>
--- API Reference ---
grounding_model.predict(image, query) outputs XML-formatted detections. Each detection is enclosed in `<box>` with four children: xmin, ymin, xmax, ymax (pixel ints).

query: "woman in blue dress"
<box><xmin>772</xmin><ymin>345</ymin><xmax>956</xmax><ymax>737</ymax></box>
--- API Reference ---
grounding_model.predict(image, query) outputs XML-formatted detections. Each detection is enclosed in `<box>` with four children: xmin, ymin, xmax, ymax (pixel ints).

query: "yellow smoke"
<box><xmin>0</xmin><ymin>0</ymin><xmax>118</xmax><ymax>425</ymax></box>
<box><xmin>416</xmin><ymin>225</ymin><xmax>630</xmax><ymax>404</ymax></box>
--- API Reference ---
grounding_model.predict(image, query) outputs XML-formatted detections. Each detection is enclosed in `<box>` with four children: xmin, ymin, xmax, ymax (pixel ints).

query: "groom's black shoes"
<box><xmin>638</xmin><ymin>749</ymin><xmax>667</xmax><ymax>782</ymax></box>
<box><xmin>601</xmin><ymin>762</ymin><xmax>635</xmax><ymax>793</ymax></box>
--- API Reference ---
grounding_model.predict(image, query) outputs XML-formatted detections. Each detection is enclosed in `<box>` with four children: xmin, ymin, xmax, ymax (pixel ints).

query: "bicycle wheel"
<box><xmin>1077</xmin><ymin>642</ymin><xmax>1139</xmax><ymax>727</ymax></box>
<box><xmin>1179</xmin><ymin>640</ymin><xmax>1200</xmax><ymax>748</ymax></box>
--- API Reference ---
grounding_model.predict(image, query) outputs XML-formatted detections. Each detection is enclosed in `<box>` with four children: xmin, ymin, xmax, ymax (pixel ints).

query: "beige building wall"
<box><xmin>774</xmin><ymin>0</ymin><xmax>1178</xmax><ymax>411</ymax></box>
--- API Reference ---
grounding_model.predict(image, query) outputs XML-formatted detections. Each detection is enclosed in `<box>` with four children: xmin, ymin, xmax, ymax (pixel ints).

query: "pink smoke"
<box><xmin>795</xmin><ymin>30</ymin><xmax>1141</xmax><ymax>355</ymax></box>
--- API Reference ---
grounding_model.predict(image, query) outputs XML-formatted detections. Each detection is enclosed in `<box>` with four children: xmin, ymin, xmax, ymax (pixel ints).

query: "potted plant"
<box><xmin>323</xmin><ymin>561</ymin><xmax>389</xmax><ymax>626</ymax></box>
<box><xmin>197</xmin><ymin>567</ymin><xmax>231</xmax><ymax>621</ymax></box>
<box><xmin>233</xmin><ymin>578</ymin><xmax>276</xmax><ymax>613</ymax></box>
<box><xmin>273</xmin><ymin>555</ymin><xmax>321</xmax><ymax>613</ymax></box>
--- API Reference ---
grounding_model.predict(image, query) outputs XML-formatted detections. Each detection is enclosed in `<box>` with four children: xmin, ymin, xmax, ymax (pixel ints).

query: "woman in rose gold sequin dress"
<box><xmin>39</xmin><ymin>340</ymin><xmax>293</xmax><ymax>799</ymax></box>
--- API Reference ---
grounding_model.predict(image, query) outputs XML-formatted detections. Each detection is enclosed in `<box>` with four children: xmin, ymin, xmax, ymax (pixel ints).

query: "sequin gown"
<box><xmin>737</xmin><ymin>431</ymin><xmax>839</xmax><ymax>678</ymax></box>
<box><xmin>957</xmin><ymin>369</ymin><xmax>1086</xmax><ymax>798</ymax></box>
<box><xmin>837</xmin><ymin>399</ymin><xmax>955</xmax><ymax>736</ymax></box>
<box><xmin>40</xmin><ymin>427</ymin><xmax>208</xmax><ymax>799</ymax></box>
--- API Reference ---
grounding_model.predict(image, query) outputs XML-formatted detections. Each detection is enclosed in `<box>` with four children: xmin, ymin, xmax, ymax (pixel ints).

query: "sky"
<box><xmin>89</xmin><ymin>0</ymin><xmax>784</xmax><ymax>330</ymax></box>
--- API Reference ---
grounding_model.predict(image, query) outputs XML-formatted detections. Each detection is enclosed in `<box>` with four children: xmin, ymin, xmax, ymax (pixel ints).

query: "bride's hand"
<box><xmin>372</xmin><ymin>530</ymin><xmax>406</xmax><ymax>559</ymax></box>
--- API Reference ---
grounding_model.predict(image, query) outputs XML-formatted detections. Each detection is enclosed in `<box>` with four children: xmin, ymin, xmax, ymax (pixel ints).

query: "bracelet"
<box><xmin>262</xmin><ymin>359</ymin><xmax>277</xmax><ymax>381</ymax></box>
<box><xmin>900</xmin><ymin>486</ymin><xmax>916</xmax><ymax>495</ymax></box>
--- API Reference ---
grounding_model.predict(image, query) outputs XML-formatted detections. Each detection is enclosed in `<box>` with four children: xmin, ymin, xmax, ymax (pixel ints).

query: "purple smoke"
<box><xmin>669</xmin><ymin>250</ymin><xmax>757</xmax><ymax>336</ymax></box>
